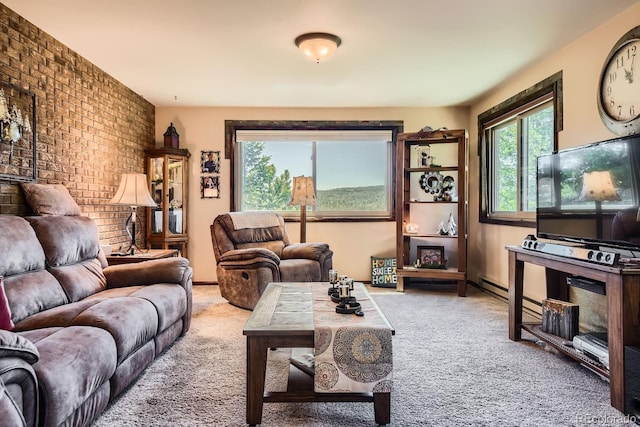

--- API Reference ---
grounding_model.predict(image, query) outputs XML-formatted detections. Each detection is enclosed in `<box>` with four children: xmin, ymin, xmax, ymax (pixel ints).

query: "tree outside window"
<box><xmin>479</xmin><ymin>72</ymin><xmax>562</xmax><ymax>226</ymax></box>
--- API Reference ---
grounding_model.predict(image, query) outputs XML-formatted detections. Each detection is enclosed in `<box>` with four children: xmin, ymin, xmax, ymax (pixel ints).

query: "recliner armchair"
<box><xmin>210</xmin><ymin>211</ymin><xmax>333</xmax><ymax>310</ymax></box>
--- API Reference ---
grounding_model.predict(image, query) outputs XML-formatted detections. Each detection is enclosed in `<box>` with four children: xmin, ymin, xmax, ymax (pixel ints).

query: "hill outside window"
<box><xmin>227</xmin><ymin>121</ymin><xmax>402</xmax><ymax>221</ymax></box>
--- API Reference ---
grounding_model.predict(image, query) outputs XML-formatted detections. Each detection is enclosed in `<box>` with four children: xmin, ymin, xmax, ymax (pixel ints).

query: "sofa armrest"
<box><xmin>218</xmin><ymin>248</ymin><xmax>280</xmax><ymax>266</ymax></box>
<box><xmin>282</xmin><ymin>242</ymin><xmax>331</xmax><ymax>261</ymax></box>
<box><xmin>0</xmin><ymin>331</ymin><xmax>38</xmax><ymax>365</ymax></box>
<box><xmin>0</xmin><ymin>331</ymin><xmax>39</xmax><ymax>427</ymax></box>
<box><xmin>104</xmin><ymin>257</ymin><xmax>193</xmax><ymax>289</ymax></box>
<box><xmin>0</xmin><ymin>358</ymin><xmax>38</xmax><ymax>427</ymax></box>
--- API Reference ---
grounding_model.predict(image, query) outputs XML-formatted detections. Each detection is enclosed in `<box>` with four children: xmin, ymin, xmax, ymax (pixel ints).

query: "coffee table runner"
<box><xmin>312</xmin><ymin>283</ymin><xmax>393</xmax><ymax>393</ymax></box>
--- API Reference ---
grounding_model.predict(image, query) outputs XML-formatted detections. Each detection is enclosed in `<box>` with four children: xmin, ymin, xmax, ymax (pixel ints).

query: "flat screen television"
<box><xmin>537</xmin><ymin>133</ymin><xmax>640</xmax><ymax>254</ymax></box>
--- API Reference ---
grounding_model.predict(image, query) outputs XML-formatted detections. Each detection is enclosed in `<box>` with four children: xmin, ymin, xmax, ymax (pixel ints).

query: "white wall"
<box><xmin>468</xmin><ymin>4</ymin><xmax>640</xmax><ymax>302</ymax></box>
<box><xmin>155</xmin><ymin>107</ymin><xmax>469</xmax><ymax>282</ymax></box>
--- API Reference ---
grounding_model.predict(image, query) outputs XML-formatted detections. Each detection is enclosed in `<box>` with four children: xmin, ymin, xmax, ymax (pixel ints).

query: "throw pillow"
<box><xmin>0</xmin><ymin>278</ymin><xmax>14</xmax><ymax>331</ymax></box>
<box><xmin>20</xmin><ymin>183</ymin><xmax>81</xmax><ymax>216</ymax></box>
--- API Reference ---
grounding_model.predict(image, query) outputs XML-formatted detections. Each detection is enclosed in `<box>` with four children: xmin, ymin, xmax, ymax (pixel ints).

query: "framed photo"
<box><xmin>201</xmin><ymin>150</ymin><xmax>220</xmax><ymax>173</ymax></box>
<box><xmin>201</xmin><ymin>176</ymin><xmax>220</xmax><ymax>199</ymax></box>
<box><xmin>0</xmin><ymin>82</ymin><xmax>36</xmax><ymax>182</ymax></box>
<box><xmin>417</xmin><ymin>245</ymin><xmax>445</xmax><ymax>267</ymax></box>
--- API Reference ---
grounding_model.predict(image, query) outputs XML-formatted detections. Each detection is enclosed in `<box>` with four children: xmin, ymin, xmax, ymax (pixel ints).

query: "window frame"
<box><xmin>225</xmin><ymin>120</ymin><xmax>403</xmax><ymax>222</ymax></box>
<box><xmin>478</xmin><ymin>71</ymin><xmax>563</xmax><ymax>226</ymax></box>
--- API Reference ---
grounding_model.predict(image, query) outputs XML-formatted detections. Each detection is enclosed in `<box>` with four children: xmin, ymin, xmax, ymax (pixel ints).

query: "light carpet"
<box><xmin>92</xmin><ymin>284</ymin><xmax>634</xmax><ymax>426</ymax></box>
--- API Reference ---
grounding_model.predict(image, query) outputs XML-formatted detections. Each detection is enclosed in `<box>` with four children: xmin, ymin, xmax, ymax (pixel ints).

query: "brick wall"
<box><xmin>0</xmin><ymin>4</ymin><xmax>155</xmax><ymax>247</ymax></box>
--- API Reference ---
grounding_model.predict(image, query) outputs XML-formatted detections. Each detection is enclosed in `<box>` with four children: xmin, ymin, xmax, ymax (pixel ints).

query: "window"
<box><xmin>479</xmin><ymin>72</ymin><xmax>562</xmax><ymax>225</ymax></box>
<box><xmin>225</xmin><ymin>121</ymin><xmax>403</xmax><ymax>220</ymax></box>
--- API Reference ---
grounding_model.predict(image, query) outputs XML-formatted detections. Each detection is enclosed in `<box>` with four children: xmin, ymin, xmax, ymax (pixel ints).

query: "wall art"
<box><xmin>201</xmin><ymin>175</ymin><xmax>220</xmax><ymax>199</ymax></box>
<box><xmin>201</xmin><ymin>150</ymin><xmax>220</xmax><ymax>173</ymax></box>
<box><xmin>0</xmin><ymin>82</ymin><xmax>36</xmax><ymax>182</ymax></box>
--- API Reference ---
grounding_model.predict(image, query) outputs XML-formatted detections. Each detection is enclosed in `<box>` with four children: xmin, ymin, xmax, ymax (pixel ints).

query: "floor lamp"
<box><xmin>109</xmin><ymin>173</ymin><xmax>157</xmax><ymax>255</ymax></box>
<box><xmin>579</xmin><ymin>171</ymin><xmax>620</xmax><ymax>239</ymax></box>
<box><xmin>289</xmin><ymin>176</ymin><xmax>316</xmax><ymax>243</ymax></box>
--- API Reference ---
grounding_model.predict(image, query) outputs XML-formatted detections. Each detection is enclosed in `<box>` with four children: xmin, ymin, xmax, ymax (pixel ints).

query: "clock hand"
<box><xmin>627</xmin><ymin>56</ymin><xmax>636</xmax><ymax>83</ymax></box>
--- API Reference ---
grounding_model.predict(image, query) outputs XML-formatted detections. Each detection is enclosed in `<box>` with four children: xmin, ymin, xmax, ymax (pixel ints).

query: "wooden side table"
<box><xmin>106</xmin><ymin>249</ymin><xmax>178</xmax><ymax>265</ymax></box>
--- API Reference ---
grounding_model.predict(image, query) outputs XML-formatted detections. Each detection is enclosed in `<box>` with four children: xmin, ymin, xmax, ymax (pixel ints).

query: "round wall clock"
<box><xmin>597</xmin><ymin>25</ymin><xmax>640</xmax><ymax>136</ymax></box>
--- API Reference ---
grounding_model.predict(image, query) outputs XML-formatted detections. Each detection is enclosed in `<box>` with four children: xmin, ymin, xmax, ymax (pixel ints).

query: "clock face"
<box><xmin>600</xmin><ymin>39</ymin><xmax>640</xmax><ymax>121</ymax></box>
<box><xmin>598</xmin><ymin>27</ymin><xmax>640</xmax><ymax>136</ymax></box>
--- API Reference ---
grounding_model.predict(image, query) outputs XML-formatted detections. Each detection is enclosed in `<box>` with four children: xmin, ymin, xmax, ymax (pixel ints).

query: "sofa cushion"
<box><xmin>4</xmin><ymin>271</ymin><xmax>69</xmax><ymax>326</ymax></box>
<box><xmin>0</xmin><ymin>216</ymin><xmax>69</xmax><ymax>324</ymax></box>
<box><xmin>20</xmin><ymin>326</ymin><xmax>117</xmax><ymax>427</ymax></box>
<box><xmin>280</xmin><ymin>258</ymin><xmax>321</xmax><ymax>282</ymax></box>
<box><xmin>0</xmin><ymin>279</ymin><xmax>13</xmax><ymax>331</ymax></box>
<box><xmin>27</xmin><ymin>216</ymin><xmax>100</xmax><ymax>267</ymax></box>
<box><xmin>71</xmin><ymin>297</ymin><xmax>159</xmax><ymax>363</ymax></box>
<box><xmin>15</xmin><ymin>297</ymin><xmax>159</xmax><ymax>365</ymax></box>
<box><xmin>20</xmin><ymin>183</ymin><xmax>81</xmax><ymax>216</ymax></box>
<box><xmin>87</xmin><ymin>284</ymin><xmax>187</xmax><ymax>333</ymax></box>
<box><xmin>49</xmin><ymin>259</ymin><xmax>106</xmax><ymax>303</ymax></box>
<box><xmin>27</xmin><ymin>216</ymin><xmax>106</xmax><ymax>301</ymax></box>
<box><xmin>214</xmin><ymin>212</ymin><xmax>289</xmax><ymax>258</ymax></box>
<box><xmin>0</xmin><ymin>216</ymin><xmax>46</xmax><ymax>277</ymax></box>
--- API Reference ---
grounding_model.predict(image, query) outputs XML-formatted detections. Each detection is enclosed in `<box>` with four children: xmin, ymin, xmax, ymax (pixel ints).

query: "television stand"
<box><xmin>507</xmin><ymin>245</ymin><xmax>640</xmax><ymax>414</ymax></box>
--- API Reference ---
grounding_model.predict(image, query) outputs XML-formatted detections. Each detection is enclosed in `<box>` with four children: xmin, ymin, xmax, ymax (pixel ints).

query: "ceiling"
<box><xmin>4</xmin><ymin>0</ymin><xmax>639</xmax><ymax>108</ymax></box>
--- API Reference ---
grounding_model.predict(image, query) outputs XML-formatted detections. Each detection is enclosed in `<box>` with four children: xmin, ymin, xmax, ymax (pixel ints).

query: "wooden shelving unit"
<box><xmin>395</xmin><ymin>129</ymin><xmax>468</xmax><ymax>295</ymax></box>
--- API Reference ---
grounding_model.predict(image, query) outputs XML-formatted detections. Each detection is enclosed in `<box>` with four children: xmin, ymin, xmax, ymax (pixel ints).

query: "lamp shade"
<box><xmin>289</xmin><ymin>176</ymin><xmax>316</xmax><ymax>206</ymax></box>
<box><xmin>295</xmin><ymin>33</ymin><xmax>341</xmax><ymax>63</ymax></box>
<box><xmin>579</xmin><ymin>171</ymin><xmax>621</xmax><ymax>202</ymax></box>
<box><xmin>109</xmin><ymin>173</ymin><xmax>157</xmax><ymax>207</ymax></box>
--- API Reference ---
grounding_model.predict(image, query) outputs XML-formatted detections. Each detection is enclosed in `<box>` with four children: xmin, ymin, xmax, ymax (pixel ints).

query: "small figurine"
<box><xmin>447</xmin><ymin>213</ymin><xmax>457</xmax><ymax>236</ymax></box>
<box><xmin>437</xmin><ymin>219</ymin><xmax>448</xmax><ymax>235</ymax></box>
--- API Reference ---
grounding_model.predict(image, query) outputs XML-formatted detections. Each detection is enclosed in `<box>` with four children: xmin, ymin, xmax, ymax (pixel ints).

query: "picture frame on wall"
<box><xmin>417</xmin><ymin>245</ymin><xmax>446</xmax><ymax>268</ymax></box>
<box><xmin>201</xmin><ymin>150</ymin><xmax>220</xmax><ymax>173</ymax></box>
<box><xmin>0</xmin><ymin>82</ymin><xmax>37</xmax><ymax>182</ymax></box>
<box><xmin>201</xmin><ymin>176</ymin><xmax>220</xmax><ymax>199</ymax></box>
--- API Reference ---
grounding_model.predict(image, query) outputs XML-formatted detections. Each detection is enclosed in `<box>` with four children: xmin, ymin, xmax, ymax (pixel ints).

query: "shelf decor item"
<box><xmin>414</xmin><ymin>145</ymin><xmax>433</xmax><ymax>167</ymax></box>
<box><xmin>419</xmin><ymin>171</ymin><xmax>443</xmax><ymax>194</ymax></box>
<box><xmin>417</xmin><ymin>245</ymin><xmax>446</xmax><ymax>269</ymax></box>
<box><xmin>434</xmin><ymin>175</ymin><xmax>457</xmax><ymax>202</ymax></box>
<box><xmin>163</xmin><ymin>123</ymin><xmax>180</xmax><ymax>148</ymax></box>
<box><xmin>405</xmin><ymin>222</ymin><xmax>420</xmax><ymax>234</ymax></box>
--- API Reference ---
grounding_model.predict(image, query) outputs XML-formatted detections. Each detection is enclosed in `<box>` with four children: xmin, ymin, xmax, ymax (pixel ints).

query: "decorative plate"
<box><xmin>419</xmin><ymin>171</ymin><xmax>443</xmax><ymax>194</ymax></box>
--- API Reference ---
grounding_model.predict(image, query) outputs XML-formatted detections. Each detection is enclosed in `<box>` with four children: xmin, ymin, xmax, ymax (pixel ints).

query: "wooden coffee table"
<box><xmin>243</xmin><ymin>282</ymin><xmax>394</xmax><ymax>426</ymax></box>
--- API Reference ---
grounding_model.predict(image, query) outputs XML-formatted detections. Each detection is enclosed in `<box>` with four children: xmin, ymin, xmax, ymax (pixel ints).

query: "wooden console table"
<box><xmin>507</xmin><ymin>245</ymin><xmax>640</xmax><ymax>413</ymax></box>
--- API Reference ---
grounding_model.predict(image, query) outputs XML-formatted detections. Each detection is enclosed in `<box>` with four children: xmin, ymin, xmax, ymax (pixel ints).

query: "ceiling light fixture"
<box><xmin>294</xmin><ymin>32</ymin><xmax>341</xmax><ymax>63</ymax></box>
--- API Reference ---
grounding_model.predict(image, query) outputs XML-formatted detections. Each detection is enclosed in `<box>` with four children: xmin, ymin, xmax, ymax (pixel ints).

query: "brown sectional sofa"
<box><xmin>0</xmin><ymin>215</ymin><xmax>193</xmax><ymax>426</ymax></box>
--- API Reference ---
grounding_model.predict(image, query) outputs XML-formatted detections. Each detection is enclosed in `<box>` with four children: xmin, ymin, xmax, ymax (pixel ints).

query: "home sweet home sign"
<box><xmin>370</xmin><ymin>257</ymin><xmax>397</xmax><ymax>288</ymax></box>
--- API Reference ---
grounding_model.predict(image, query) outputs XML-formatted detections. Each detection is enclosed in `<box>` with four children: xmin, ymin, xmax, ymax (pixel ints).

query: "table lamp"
<box><xmin>579</xmin><ymin>171</ymin><xmax>620</xmax><ymax>239</ymax></box>
<box><xmin>289</xmin><ymin>176</ymin><xmax>316</xmax><ymax>243</ymax></box>
<box><xmin>109</xmin><ymin>173</ymin><xmax>157</xmax><ymax>255</ymax></box>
